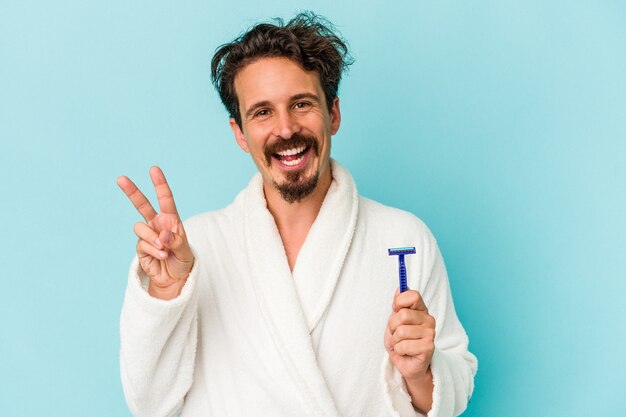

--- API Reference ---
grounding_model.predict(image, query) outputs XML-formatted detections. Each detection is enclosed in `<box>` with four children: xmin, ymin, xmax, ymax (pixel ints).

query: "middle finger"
<box><xmin>392</xmin><ymin>324</ymin><xmax>435</xmax><ymax>344</ymax></box>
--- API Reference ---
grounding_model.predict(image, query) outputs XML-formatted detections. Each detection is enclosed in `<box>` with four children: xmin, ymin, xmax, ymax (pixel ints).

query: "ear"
<box><xmin>329</xmin><ymin>97</ymin><xmax>341</xmax><ymax>135</ymax></box>
<box><xmin>230</xmin><ymin>117</ymin><xmax>249</xmax><ymax>153</ymax></box>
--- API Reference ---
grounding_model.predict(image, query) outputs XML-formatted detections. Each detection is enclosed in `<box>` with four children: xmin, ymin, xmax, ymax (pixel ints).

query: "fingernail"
<box><xmin>154</xmin><ymin>238</ymin><xmax>163</xmax><ymax>249</ymax></box>
<box><xmin>159</xmin><ymin>250</ymin><xmax>168</xmax><ymax>259</ymax></box>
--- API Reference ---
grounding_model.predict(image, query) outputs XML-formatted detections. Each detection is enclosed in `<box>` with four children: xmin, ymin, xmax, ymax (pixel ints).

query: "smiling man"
<box><xmin>118</xmin><ymin>13</ymin><xmax>476</xmax><ymax>417</ymax></box>
<box><xmin>232</xmin><ymin>57</ymin><xmax>336</xmax><ymax>207</ymax></box>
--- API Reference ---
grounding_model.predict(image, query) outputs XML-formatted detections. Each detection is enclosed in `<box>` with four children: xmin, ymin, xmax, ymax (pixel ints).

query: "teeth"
<box><xmin>276</xmin><ymin>146</ymin><xmax>306</xmax><ymax>157</ymax></box>
<box><xmin>281</xmin><ymin>155</ymin><xmax>305</xmax><ymax>166</ymax></box>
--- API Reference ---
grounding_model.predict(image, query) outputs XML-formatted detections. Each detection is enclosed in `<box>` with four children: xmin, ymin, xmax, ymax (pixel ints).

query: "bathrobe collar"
<box><xmin>242</xmin><ymin>159</ymin><xmax>358</xmax><ymax>417</ymax></box>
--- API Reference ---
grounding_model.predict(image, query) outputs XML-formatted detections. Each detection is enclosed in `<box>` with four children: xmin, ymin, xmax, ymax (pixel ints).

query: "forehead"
<box><xmin>234</xmin><ymin>57</ymin><xmax>323</xmax><ymax>108</ymax></box>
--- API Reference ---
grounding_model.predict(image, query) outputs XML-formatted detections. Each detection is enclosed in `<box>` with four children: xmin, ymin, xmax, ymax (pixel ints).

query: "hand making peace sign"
<box><xmin>117</xmin><ymin>166</ymin><xmax>194</xmax><ymax>300</ymax></box>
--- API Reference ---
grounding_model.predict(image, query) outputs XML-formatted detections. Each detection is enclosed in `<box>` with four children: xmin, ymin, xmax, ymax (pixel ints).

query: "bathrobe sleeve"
<box><xmin>382</xmin><ymin>227</ymin><xmax>478</xmax><ymax>417</ymax></box>
<box><xmin>119</xmin><ymin>248</ymin><xmax>200</xmax><ymax>417</ymax></box>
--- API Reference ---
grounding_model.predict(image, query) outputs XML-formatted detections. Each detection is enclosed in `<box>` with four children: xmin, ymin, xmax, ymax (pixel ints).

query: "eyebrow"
<box><xmin>244</xmin><ymin>93</ymin><xmax>322</xmax><ymax>120</ymax></box>
<box><xmin>291</xmin><ymin>93</ymin><xmax>321</xmax><ymax>103</ymax></box>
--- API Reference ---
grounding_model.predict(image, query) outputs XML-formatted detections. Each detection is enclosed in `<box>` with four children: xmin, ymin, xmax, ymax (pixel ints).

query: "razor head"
<box><xmin>388</xmin><ymin>246</ymin><xmax>416</xmax><ymax>256</ymax></box>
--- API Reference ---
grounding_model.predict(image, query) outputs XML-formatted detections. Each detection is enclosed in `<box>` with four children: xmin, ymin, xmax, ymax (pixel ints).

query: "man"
<box><xmin>118</xmin><ymin>13</ymin><xmax>476</xmax><ymax>417</ymax></box>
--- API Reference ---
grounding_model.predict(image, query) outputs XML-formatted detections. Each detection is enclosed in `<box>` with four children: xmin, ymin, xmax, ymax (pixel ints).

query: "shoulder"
<box><xmin>358</xmin><ymin>196</ymin><xmax>439</xmax><ymax>260</ymax></box>
<box><xmin>359</xmin><ymin>196</ymin><xmax>435</xmax><ymax>239</ymax></box>
<box><xmin>182</xmin><ymin>192</ymin><xmax>245</xmax><ymax>247</ymax></box>
<box><xmin>357</xmin><ymin>197</ymin><xmax>444</xmax><ymax>292</ymax></box>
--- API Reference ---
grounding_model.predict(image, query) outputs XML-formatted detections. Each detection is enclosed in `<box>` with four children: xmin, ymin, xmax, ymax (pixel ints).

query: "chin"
<box><xmin>272</xmin><ymin>166</ymin><xmax>320</xmax><ymax>204</ymax></box>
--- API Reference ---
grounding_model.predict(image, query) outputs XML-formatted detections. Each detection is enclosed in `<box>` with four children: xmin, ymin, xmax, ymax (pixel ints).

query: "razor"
<box><xmin>388</xmin><ymin>246</ymin><xmax>416</xmax><ymax>293</ymax></box>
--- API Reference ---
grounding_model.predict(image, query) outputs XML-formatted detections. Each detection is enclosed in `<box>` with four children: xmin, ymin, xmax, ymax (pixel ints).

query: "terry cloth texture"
<box><xmin>120</xmin><ymin>160</ymin><xmax>477</xmax><ymax>417</ymax></box>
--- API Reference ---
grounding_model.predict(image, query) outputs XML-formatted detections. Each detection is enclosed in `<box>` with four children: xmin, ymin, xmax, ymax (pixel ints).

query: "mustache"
<box><xmin>263</xmin><ymin>133</ymin><xmax>319</xmax><ymax>166</ymax></box>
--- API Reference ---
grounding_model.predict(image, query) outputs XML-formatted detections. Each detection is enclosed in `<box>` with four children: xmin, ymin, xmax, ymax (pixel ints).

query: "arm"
<box><xmin>383</xmin><ymin>230</ymin><xmax>477</xmax><ymax>417</ymax></box>
<box><xmin>405</xmin><ymin>368</ymin><xmax>434</xmax><ymax>414</ymax></box>
<box><xmin>420</xmin><ymin>243</ymin><xmax>477</xmax><ymax>416</ymax></box>
<box><xmin>120</xmin><ymin>256</ymin><xmax>199</xmax><ymax>417</ymax></box>
<box><xmin>385</xmin><ymin>289</ymin><xmax>436</xmax><ymax>415</ymax></box>
<box><xmin>117</xmin><ymin>167</ymin><xmax>199</xmax><ymax>417</ymax></box>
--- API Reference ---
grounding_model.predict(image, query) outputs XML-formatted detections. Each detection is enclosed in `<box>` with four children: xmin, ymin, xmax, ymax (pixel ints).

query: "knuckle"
<box><xmin>426</xmin><ymin>328</ymin><xmax>436</xmax><ymax>340</ymax></box>
<box><xmin>394</xmin><ymin>340</ymin><xmax>406</xmax><ymax>354</ymax></box>
<box><xmin>399</xmin><ymin>308</ymin><xmax>413</xmax><ymax>323</ymax></box>
<box><xmin>136</xmin><ymin>200</ymin><xmax>151</xmax><ymax>211</ymax></box>
<box><xmin>413</xmin><ymin>292</ymin><xmax>424</xmax><ymax>307</ymax></box>
<box><xmin>395</xmin><ymin>325</ymin><xmax>408</xmax><ymax>340</ymax></box>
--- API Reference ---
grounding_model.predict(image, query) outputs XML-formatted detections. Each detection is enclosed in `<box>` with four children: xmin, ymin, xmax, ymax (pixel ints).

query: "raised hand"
<box><xmin>117</xmin><ymin>166</ymin><xmax>194</xmax><ymax>300</ymax></box>
<box><xmin>384</xmin><ymin>289</ymin><xmax>435</xmax><ymax>412</ymax></box>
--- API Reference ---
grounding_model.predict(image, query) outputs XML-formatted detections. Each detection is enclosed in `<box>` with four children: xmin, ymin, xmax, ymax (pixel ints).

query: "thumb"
<box><xmin>160</xmin><ymin>229</ymin><xmax>193</xmax><ymax>261</ymax></box>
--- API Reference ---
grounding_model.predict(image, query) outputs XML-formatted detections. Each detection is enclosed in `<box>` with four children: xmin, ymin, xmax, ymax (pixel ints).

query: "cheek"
<box><xmin>244</xmin><ymin>126</ymin><xmax>271</xmax><ymax>149</ymax></box>
<box><xmin>241</xmin><ymin>129</ymin><xmax>259</xmax><ymax>148</ymax></box>
<box><xmin>249</xmin><ymin>138</ymin><xmax>270</xmax><ymax>162</ymax></box>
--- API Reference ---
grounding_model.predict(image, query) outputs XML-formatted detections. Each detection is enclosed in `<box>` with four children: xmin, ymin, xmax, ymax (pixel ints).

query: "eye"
<box><xmin>254</xmin><ymin>108</ymin><xmax>271</xmax><ymax>118</ymax></box>
<box><xmin>294</xmin><ymin>101</ymin><xmax>312</xmax><ymax>110</ymax></box>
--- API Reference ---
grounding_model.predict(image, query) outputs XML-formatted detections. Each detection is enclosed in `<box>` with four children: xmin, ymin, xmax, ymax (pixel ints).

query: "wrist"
<box><xmin>405</xmin><ymin>366</ymin><xmax>433</xmax><ymax>386</ymax></box>
<box><xmin>404</xmin><ymin>366</ymin><xmax>434</xmax><ymax>414</ymax></box>
<box><xmin>148</xmin><ymin>278</ymin><xmax>188</xmax><ymax>300</ymax></box>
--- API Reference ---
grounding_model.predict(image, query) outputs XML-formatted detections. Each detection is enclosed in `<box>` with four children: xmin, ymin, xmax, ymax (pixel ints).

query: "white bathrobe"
<box><xmin>120</xmin><ymin>161</ymin><xmax>477</xmax><ymax>417</ymax></box>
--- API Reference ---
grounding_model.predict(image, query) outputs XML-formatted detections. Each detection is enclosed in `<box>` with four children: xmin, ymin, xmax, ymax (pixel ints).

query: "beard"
<box><xmin>263</xmin><ymin>133</ymin><xmax>320</xmax><ymax>204</ymax></box>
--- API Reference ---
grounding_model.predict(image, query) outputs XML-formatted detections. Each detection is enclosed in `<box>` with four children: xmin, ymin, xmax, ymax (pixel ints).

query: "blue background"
<box><xmin>1</xmin><ymin>1</ymin><xmax>625</xmax><ymax>416</ymax></box>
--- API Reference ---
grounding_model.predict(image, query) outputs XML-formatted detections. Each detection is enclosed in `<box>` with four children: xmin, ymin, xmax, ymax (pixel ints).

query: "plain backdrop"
<box><xmin>1</xmin><ymin>1</ymin><xmax>625</xmax><ymax>416</ymax></box>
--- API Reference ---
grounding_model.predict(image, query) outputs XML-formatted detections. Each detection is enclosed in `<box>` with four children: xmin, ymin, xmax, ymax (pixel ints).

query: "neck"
<box><xmin>264</xmin><ymin>167</ymin><xmax>332</xmax><ymax>270</ymax></box>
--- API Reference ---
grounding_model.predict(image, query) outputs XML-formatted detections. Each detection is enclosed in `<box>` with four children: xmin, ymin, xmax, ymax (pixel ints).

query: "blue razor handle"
<box><xmin>388</xmin><ymin>247</ymin><xmax>416</xmax><ymax>293</ymax></box>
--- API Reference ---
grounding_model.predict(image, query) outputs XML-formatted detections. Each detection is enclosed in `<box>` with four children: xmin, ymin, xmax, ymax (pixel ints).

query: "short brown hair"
<box><xmin>211</xmin><ymin>12</ymin><xmax>353</xmax><ymax>127</ymax></box>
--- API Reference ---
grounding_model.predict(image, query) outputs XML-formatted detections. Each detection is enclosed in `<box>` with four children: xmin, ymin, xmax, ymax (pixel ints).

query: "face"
<box><xmin>230</xmin><ymin>57</ymin><xmax>341</xmax><ymax>204</ymax></box>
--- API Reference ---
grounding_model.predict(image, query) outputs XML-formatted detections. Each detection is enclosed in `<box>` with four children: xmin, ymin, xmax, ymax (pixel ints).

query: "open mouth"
<box><xmin>273</xmin><ymin>145</ymin><xmax>311</xmax><ymax>168</ymax></box>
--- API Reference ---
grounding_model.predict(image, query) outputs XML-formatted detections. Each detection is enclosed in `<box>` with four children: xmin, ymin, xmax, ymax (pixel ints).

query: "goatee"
<box><xmin>264</xmin><ymin>134</ymin><xmax>320</xmax><ymax>204</ymax></box>
<box><xmin>274</xmin><ymin>171</ymin><xmax>320</xmax><ymax>204</ymax></box>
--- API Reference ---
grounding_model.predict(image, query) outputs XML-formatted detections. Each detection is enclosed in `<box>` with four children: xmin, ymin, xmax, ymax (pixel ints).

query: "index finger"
<box><xmin>149</xmin><ymin>166</ymin><xmax>179</xmax><ymax>215</ymax></box>
<box><xmin>393</xmin><ymin>290</ymin><xmax>428</xmax><ymax>312</ymax></box>
<box><xmin>117</xmin><ymin>176</ymin><xmax>158</xmax><ymax>222</ymax></box>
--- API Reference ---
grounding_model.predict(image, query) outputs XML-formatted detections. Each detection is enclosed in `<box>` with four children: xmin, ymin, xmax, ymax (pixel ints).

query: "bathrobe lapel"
<box><xmin>291</xmin><ymin>162</ymin><xmax>359</xmax><ymax>332</ymax></box>
<box><xmin>242</xmin><ymin>160</ymin><xmax>358</xmax><ymax>417</ymax></box>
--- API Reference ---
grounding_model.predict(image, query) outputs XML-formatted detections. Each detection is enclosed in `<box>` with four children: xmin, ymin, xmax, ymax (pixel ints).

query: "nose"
<box><xmin>272</xmin><ymin>109</ymin><xmax>301</xmax><ymax>140</ymax></box>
